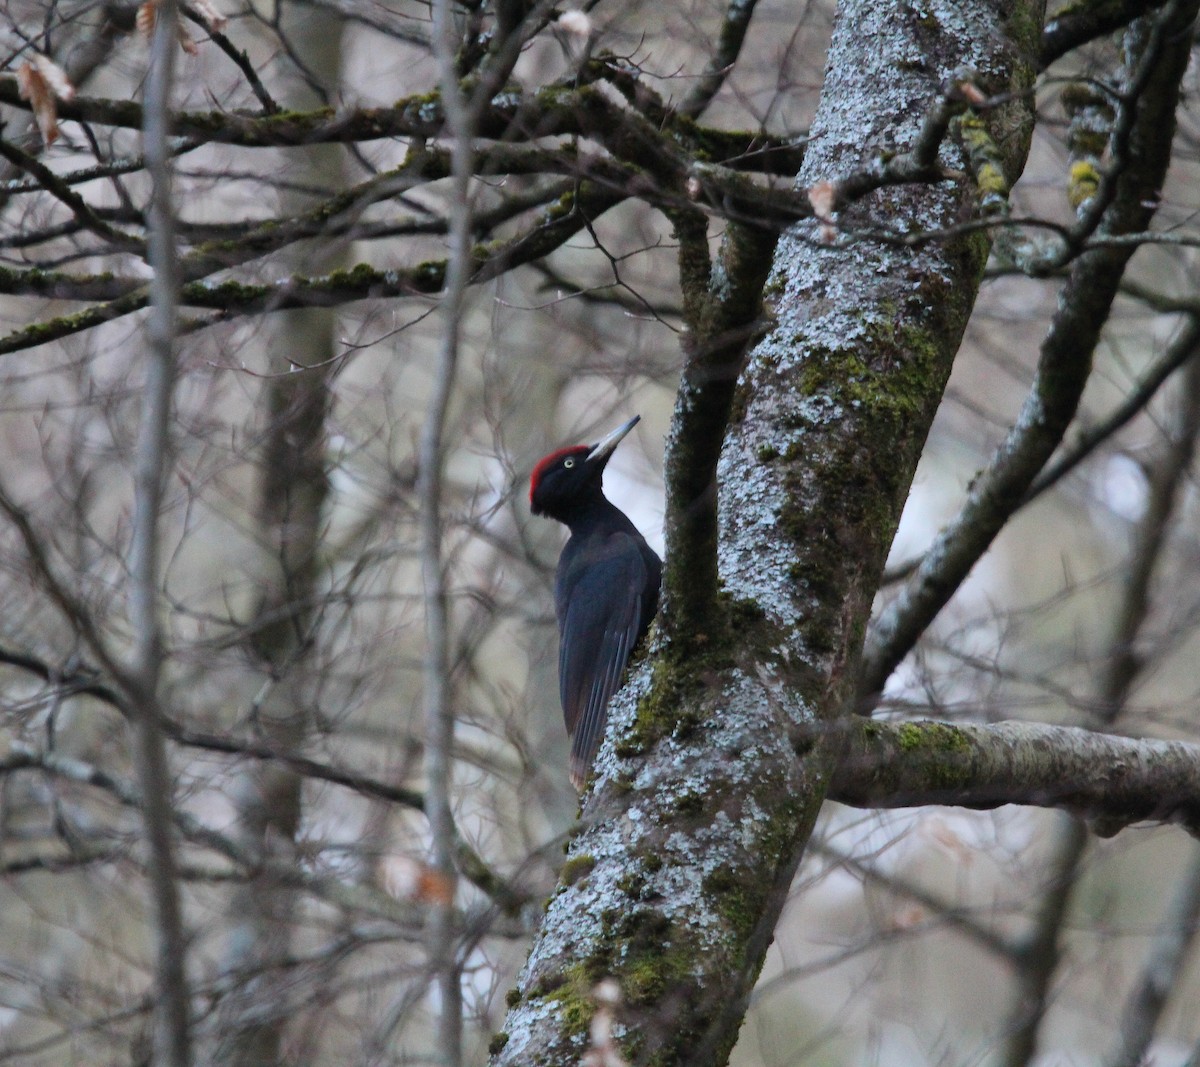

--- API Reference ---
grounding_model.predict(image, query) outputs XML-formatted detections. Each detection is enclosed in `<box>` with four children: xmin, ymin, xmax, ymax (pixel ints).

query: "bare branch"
<box><xmin>809</xmin><ymin>838</ymin><xmax>1022</xmax><ymax>962</ymax></box>
<box><xmin>999</xmin><ymin>815</ymin><xmax>1090</xmax><ymax>1067</ymax></box>
<box><xmin>859</xmin><ymin>0</ymin><xmax>1197</xmax><ymax>703</ymax></box>
<box><xmin>886</xmin><ymin>314</ymin><xmax>1200</xmax><ymax>585</ymax></box>
<box><xmin>0</xmin><ymin>134</ymin><xmax>145</xmax><ymax>254</ymax></box>
<box><xmin>1041</xmin><ymin>0</ymin><xmax>1171</xmax><ymax>67</ymax></box>
<box><xmin>181</xmin><ymin>3</ymin><xmax>280</xmax><ymax>114</ymax></box>
<box><xmin>677</xmin><ymin>0</ymin><xmax>761</xmax><ymax>120</ymax></box>
<box><xmin>1038</xmin><ymin>319</ymin><xmax>1200</xmax><ymax>494</ymax></box>
<box><xmin>0</xmin><ymin>182</ymin><xmax>626</xmax><ymax>355</ymax></box>
<box><xmin>0</xmin><ymin>63</ymin><xmax>800</xmax><ymax>161</ymax></box>
<box><xmin>996</xmin><ymin>292</ymin><xmax>1200</xmax><ymax>1067</ymax></box>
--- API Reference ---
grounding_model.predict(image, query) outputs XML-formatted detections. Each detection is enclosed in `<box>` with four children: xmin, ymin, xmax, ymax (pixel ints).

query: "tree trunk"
<box><xmin>489</xmin><ymin>2</ymin><xmax>1040</xmax><ymax>1064</ymax></box>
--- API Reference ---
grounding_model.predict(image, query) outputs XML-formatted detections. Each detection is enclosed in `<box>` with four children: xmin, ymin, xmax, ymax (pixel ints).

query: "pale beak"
<box><xmin>586</xmin><ymin>415</ymin><xmax>641</xmax><ymax>464</ymax></box>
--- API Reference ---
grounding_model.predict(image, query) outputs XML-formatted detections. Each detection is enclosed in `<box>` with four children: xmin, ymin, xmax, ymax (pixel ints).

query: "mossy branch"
<box><xmin>0</xmin><ymin>136</ymin><xmax>146</xmax><ymax>255</ymax></box>
<box><xmin>0</xmin><ymin>68</ymin><xmax>802</xmax><ymax>171</ymax></box>
<box><xmin>0</xmin><ymin>183</ymin><xmax>625</xmax><ymax>355</ymax></box>
<box><xmin>663</xmin><ymin>217</ymin><xmax>777</xmax><ymax>639</ymax></box>
<box><xmin>829</xmin><ymin>719</ymin><xmax>1200</xmax><ymax>836</ymax></box>
<box><xmin>492</xmin><ymin>2</ymin><xmax>1040</xmax><ymax>1064</ymax></box>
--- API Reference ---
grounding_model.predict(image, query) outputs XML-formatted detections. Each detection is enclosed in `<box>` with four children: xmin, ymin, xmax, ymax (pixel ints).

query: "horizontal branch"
<box><xmin>1</xmin><ymin>139</ymin><xmax>200</xmax><ymax>198</ymax></box>
<box><xmin>0</xmin><ymin>183</ymin><xmax>626</xmax><ymax>355</ymax></box>
<box><xmin>3</xmin><ymin>144</ymin><xmax>804</xmax><ymax>288</ymax></box>
<box><xmin>827</xmin><ymin>719</ymin><xmax>1200</xmax><ymax>836</ymax></box>
<box><xmin>0</xmin><ymin>137</ymin><xmax>146</xmax><ymax>255</ymax></box>
<box><xmin>0</xmin><ymin>64</ymin><xmax>802</xmax><ymax>173</ymax></box>
<box><xmin>0</xmin><ymin>265</ymin><xmax>141</xmax><ymax>301</ymax></box>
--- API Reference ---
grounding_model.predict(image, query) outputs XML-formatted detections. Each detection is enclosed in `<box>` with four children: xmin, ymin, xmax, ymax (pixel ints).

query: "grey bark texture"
<box><xmin>489</xmin><ymin>2</ymin><xmax>1040</xmax><ymax>1064</ymax></box>
<box><xmin>828</xmin><ymin>719</ymin><xmax>1200</xmax><ymax>835</ymax></box>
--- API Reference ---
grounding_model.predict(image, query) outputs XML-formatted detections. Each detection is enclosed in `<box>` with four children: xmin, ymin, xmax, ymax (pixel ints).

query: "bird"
<box><xmin>529</xmin><ymin>415</ymin><xmax>662</xmax><ymax>790</ymax></box>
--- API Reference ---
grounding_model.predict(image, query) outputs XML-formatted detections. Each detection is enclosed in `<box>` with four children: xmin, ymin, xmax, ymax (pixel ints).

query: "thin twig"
<box><xmin>182</xmin><ymin>4</ymin><xmax>280</xmax><ymax>114</ymax></box>
<box><xmin>0</xmin><ymin>635</ymin><xmax>530</xmax><ymax>912</ymax></box>
<box><xmin>882</xmin><ymin>315</ymin><xmax>1200</xmax><ymax>585</ymax></box>
<box><xmin>130</xmin><ymin>5</ymin><xmax>192</xmax><ymax>1063</ymax></box>
<box><xmin>678</xmin><ymin>0</ymin><xmax>761</xmax><ymax>120</ymax></box>
<box><xmin>0</xmin><ymin>135</ymin><xmax>145</xmax><ymax>254</ymax></box>
<box><xmin>809</xmin><ymin>838</ymin><xmax>1021</xmax><ymax>962</ymax></box>
<box><xmin>1029</xmin><ymin>315</ymin><xmax>1200</xmax><ymax>502</ymax></box>
<box><xmin>999</xmin><ymin>816</ymin><xmax>1090</xmax><ymax>1067</ymax></box>
<box><xmin>417</xmin><ymin>3</ymin><xmax>476</xmax><ymax>1064</ymax></box>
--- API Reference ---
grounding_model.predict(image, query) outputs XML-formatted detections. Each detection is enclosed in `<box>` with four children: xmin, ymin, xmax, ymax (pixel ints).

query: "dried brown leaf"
<box><xmin>807</xmin><ymin>178</ymin><xmax>838</xmax><ymax>244</ymax></box>
<box><xmin>16</xmin><ymin>55</ymin><xmax>76</xmax><ymax>145</ymax></box>
<box><xmin>416</xmin><ymin>864</ymin><xmax>454</xmax><ymax>906</ymax></box>
<box><xmin>32</xmin><ymin>54</ymin><xmax>75</xmax><ymax>102</ymax></box>
<box><xmin>137</xmin><ymin>0</ymin><xmax>157</xmax><ymax>38</ymax></box>
<box><xmin>381</xmin><ymin>856</ymin><xmax>454</xmax><ymax>906</ymax></box>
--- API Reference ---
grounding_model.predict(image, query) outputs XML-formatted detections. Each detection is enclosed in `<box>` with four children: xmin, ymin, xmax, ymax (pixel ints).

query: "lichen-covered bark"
<box><xmin>489</xmin><ymin>3</ymin><xmax>1039</xmax><ymax>1065</ymax></box>
<box><xmin>828</xmin><ymin>719</ymin><xmax>1200</xmax><ymax>835</ymax></box>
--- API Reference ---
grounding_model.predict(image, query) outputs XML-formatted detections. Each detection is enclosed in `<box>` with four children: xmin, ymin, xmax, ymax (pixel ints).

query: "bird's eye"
<box><xmin>563</xmin><ymin>458</ymin><xmax>575</xmax><ymax>468</ymax></box>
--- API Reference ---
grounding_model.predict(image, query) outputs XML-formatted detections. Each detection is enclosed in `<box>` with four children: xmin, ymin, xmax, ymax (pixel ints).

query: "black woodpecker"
<box><xmin>530</xmin><ymin>416</ymin><xmax>661</xmax><ymax>789</ymax></box>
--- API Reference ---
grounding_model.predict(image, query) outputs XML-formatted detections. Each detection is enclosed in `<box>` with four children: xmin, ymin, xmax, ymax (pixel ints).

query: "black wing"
<box><xmin>557</xmin><ymin>532</ymin><xmax>649</xmax><ymax>789</ymax></box>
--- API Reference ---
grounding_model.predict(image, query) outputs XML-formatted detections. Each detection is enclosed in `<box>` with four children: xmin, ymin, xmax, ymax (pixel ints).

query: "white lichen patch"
<box><xmin>488</xmin><ymin>90</ymin><xmax>523</xmax><ymax>111</ymax></box>
<box><xmin>497</xmin><ymin>996</ymin><xmax>566</xmax><ymax>1062</ymax></box>
<box><xmin>415</xmin><ymin>100</ymin><xmax>441</xmax><ymax>124</ymax></box>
